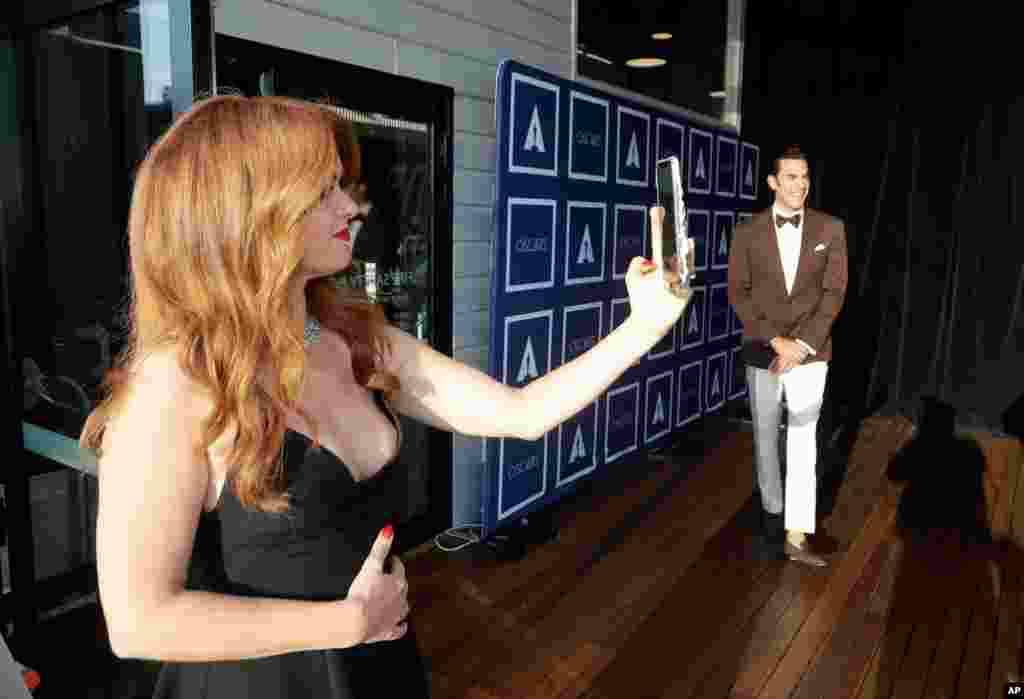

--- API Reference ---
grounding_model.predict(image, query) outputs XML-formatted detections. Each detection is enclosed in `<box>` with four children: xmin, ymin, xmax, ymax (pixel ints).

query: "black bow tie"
<box><xmin>776</xmin><ymin>213</ymin><xmax>801</xmax><ymax>228</ymax></box>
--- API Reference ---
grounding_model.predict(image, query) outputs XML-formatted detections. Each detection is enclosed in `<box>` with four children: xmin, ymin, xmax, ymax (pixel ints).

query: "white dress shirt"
<box><xmin>773</xmin><ymin>205</ymin><xmax>816</xmax><ymax>356</ymax></box>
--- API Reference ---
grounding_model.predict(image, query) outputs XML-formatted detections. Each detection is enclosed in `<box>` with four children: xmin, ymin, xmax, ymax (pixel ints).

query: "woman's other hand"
<box><xmin>346</xmin><ymin>525</ymin><xmax>410</xmax><ymax>644</ymax></box>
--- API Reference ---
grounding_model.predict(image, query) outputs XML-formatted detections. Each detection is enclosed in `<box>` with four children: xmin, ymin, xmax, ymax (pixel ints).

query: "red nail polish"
<box><xmin>381</xmin><ymin>524</ymin><xmax>394</xmax><ymax>538</ymax></box>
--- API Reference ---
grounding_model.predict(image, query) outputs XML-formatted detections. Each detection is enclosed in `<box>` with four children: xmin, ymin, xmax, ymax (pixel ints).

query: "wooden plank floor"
<box><xmin>405</xmin><ymin>415</ymin><xmax>1024</xmax><ymax>699</ymax></box>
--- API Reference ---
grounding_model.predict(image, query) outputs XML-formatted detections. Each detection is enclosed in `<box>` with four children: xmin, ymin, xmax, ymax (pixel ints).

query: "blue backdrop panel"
<box><xmin>677</xmin><ymin>360</ymin><xmax>703</xmax><ymax>427</ymax></box>
<box><xmin>715</xmin><ymin>135</ymin><xmax>739</xmax><ymax>198</ymax></box>
<box><xmin>482</xmin><ymin>60</ymin><xmax>759</xmax><ymax>535</ymax></box>
<box><xmin>688</xmin><ymin>209</ymin><xmax>710</xmax><ymax>272</ymax></box>
<box><xmin>740</xmin><ymin>142</ymin><xmax>760</xmax><ymax>201</ymax></box>
<box><xmin>704</xmin><ymin>351</ymin><xmax>729</xmax><ymax>414</ymax></box>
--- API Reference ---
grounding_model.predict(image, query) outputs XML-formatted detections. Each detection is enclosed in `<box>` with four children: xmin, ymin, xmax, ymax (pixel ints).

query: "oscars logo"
<box><xmin>516</xmin><ymin>337</ymin><xmax>539</xmax><ymax>383</ymax></box>
<box><xmin>568</xmin><ymin>425</ymin><xmax>587</xmax><ymax>464</ymax></box>
<box><xmin>523</xmin><ymin>106</ymin><xmax>545</xmax><ymax>153</ymax></box>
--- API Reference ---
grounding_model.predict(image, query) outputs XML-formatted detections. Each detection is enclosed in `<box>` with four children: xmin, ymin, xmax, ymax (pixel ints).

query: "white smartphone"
<box><xmin>653</xmin><ymin>156</ymin><xmax>690</xmax><ymax>295</ymax></box>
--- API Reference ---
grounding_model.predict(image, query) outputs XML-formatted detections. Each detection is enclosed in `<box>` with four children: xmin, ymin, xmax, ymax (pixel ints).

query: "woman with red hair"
<box><xmin>82</xmin><ymin>94</ymin><xmax>690</xmax><ymax>697</ymax></box>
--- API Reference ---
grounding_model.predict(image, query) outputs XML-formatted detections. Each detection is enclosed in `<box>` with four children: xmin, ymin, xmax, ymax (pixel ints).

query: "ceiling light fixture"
<box><xmin>709</xmin><ymin>90</ymin><xmax>727</xmax><ymax>98</ymax></box>
<box><xmin>652</xmin><ymin>32</ymin><xmax>673</xmax><ymax>40</ymax></box>
<box><xmin>626</xmin><ymin>57</ymin><xmax>666</xmax><ymax>68</ymax></box>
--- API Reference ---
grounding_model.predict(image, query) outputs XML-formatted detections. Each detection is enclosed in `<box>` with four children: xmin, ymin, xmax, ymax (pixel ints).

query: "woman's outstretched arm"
<box><xmin>386</xmin><ymin>253</ymin><xmax>691</xmax><ymax>441</ymax></box>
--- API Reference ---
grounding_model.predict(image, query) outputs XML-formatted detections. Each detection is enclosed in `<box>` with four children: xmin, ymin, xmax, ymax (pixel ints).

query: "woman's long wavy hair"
<box><xmin>80</xmin><ymin>94</ymin><xmax>396</xmax><ymax>512</ymax></box>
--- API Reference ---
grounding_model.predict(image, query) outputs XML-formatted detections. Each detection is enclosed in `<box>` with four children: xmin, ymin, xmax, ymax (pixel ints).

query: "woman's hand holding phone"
<box><xmin>624</xmin><ymin>206</ymin><xmax>693</xmax><ymax>340</ymax></box>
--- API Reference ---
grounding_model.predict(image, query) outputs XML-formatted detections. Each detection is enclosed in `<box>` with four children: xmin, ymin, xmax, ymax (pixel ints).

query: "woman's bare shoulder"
<box><xmin>103</xmin><ymin>347</ymin><xmax>215</xmax><ymax>452</ymax></box>
<box><xmin>131</xmin><ymin>347</ymin><xmax>213</xmax><ymax>408</ymax></box>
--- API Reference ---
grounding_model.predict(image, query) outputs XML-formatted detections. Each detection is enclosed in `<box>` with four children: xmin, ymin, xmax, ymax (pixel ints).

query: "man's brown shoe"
<box><xmin>785</xmin><ymin>539</ymin><xmax>828</xmax><ymax>567</ymax></box>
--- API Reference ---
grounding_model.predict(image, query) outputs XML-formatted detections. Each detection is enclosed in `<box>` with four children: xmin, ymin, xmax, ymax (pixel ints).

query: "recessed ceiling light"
<box><xmin>652</xmin><ymin>32</ymin><xmax>673</xmax><ymax>40</ymax></box>
<box><xmin>626</xmin><ymin>57</ymin><xmax>667</xmax><ymax>68</ymax></box>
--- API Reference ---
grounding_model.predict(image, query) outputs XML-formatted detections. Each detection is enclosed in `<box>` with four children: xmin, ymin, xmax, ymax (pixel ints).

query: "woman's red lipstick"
<box><xmin>334</xmin><ymin>226</ymin><xmax>350</xmax><ymax>242</ymax></box>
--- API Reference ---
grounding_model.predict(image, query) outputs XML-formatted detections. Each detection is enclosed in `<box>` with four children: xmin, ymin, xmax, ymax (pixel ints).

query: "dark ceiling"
<box><xmin>577</xmin><ymin>0</ymin><xmax>910</xmax><ymax>99</ymax></box>
<box><xmin>577</xmin><ymin>0</ymin><xmax>731</xmax><ymax>71</ymax></box>
<box><xmin>578</xmin><ymin>0</ymin><xmax>907</xmax><ymax>57</ymax></box>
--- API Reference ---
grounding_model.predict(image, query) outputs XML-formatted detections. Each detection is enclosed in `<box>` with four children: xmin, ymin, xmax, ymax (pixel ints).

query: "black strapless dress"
<box><xmin>152</xmin><ymin>398</ymin><xmax>430</xmax><ymax>698</ymax></box>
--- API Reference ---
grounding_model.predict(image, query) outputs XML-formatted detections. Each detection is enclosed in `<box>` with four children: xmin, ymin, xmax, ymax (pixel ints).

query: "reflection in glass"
<box><xmin>136</xmin><ymin>0</ymin><xmax>173</xmax><ymax>105</ymax></box>
<box><xmin>326</xmin><ymin>106</ymin><xmax>434</xmax><ymax>346</ymax></box>
<box><xmin>23</xmin><ymin>1</ymin><xmax>180</xmax><ymax>440</ymax></box>
<box><xmin>319</xmin><ymin>105</ymin><xmax>435</xmax><ymax>523</ymax></box>
<box><xmin>240</xmin><ymin>62</ymin><xmax>440</xmax><ymax>524</ymax></box>
<box><xmin>12</xmin><ymin>1</ymin><xmax>198</xmax><ymax>595</ymax></box>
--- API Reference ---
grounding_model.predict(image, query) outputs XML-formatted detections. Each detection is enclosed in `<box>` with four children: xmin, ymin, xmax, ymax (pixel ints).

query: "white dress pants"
<box><xmin>746</xmin><ymin>361</ymin><xmax>829</xmax><ymax>534</ymax></box>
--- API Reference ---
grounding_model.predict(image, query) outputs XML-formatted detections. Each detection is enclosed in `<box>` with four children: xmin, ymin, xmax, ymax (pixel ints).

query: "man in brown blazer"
<box><xmin>728</xmin><ymin>145</ymin><xmax>849</xmax><ymax>567</ymax></box>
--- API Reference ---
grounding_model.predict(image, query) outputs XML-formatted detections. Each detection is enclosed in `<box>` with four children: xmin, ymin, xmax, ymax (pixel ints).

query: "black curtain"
<box><xmin>743</xmin><ymin>1</ymin><xmax>1022</xmax><ymax>439</ymax></box>
<box><xmin>829</xmin><ymin>0</ymin><xmax>1021</xmax><ymax>436</ymax></box>
<box><xmin>837</xmin><ymin>98</ymin><xmax>1023</xmax><ymax>432</ymax></box>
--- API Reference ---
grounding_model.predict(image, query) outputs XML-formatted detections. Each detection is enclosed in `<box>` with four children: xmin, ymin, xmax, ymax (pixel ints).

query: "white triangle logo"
<box><xmin>569</xmin><ymin>424</ymin><xmax>587</xmax><ymax>463</ymax></box>
<box><xmin>745</xmin><ymin>161</ymin><xmax>753</xmax><ymax>187</ymax></box>
<box><xmin>577</xmin><ymin>225</ymin><xmax>596</xmax><ymax>265</ymax></box>
<box><xmin>524</xmin><ymin>106</ymin><xmax>546</xmax><ymax>153</ymax></box>
<box><xmin>689</xmin><ymin>308</ymin><xmax>699</xmax><ymax>335</ymax></box>
<box><xmin>626</xmin><ymin>132</ymin><xmax>641</xmax><ymax>169</ymax></box>
<box><xmin>719</xmin><ymin>231</ymin><xmax>728</xmax><ymax>257</ymax></box>
<box><xmin>696</xmin><ymin>149</ymin><xmax>706</xmax><ymax>181</ymax></box>
<box><xmin>517</xmin><ymin>337</ymin><xmax>539</xmax><ymax>382</ymax></box>
<box><xmin>653</xmin><ymin>394</ymin><xmax>665</xmax><ymax>424</ymax></box>
<box><xmin>711</xmin><ymin>370</ymin><xmax>721</xmax><ymax>397</ymax></box>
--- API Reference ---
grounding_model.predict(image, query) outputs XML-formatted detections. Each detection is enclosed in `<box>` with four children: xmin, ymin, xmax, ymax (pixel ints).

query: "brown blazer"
<box><xmin>727</xmin><ymin>208</ymin><xmax>848</xmax><ymax>364</ymax></box>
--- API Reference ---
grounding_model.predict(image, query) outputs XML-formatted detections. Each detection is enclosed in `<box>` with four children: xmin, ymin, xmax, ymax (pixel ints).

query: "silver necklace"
<box><xmin>303</xmin><ymin>315</ymin><xmax>322</xmax><ymax>347</ymax></box>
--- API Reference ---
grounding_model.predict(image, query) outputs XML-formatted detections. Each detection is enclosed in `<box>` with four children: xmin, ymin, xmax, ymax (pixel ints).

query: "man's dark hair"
<box><xmin>774</xmin><ymin>145</ymin><xmax>809</xmax><ymax>175</ymax></box>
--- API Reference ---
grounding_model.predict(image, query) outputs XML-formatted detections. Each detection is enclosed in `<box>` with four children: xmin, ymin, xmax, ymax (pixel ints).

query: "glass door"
<box><xmin>215</xmin><ymin>33</ymin><xmax>455</xmax><ymax>550</ymax></box>
<box><xmin>0</xmin><ymin>0</ymin><xmax>212</xmax><ymax>652</ymax></box>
